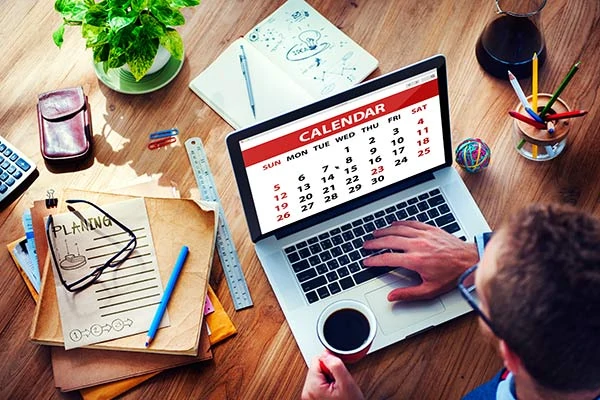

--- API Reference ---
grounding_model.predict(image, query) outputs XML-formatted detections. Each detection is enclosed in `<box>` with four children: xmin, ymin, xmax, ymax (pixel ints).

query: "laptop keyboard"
<box><xmin>283</xmin><ymin>188</ymin><xmax>465</xmax><ymax>304</ymax></box>
<box><xmin>0</xmin><ymin>135</ymin><xmax>36</xmax><ymax>204</ymax></box>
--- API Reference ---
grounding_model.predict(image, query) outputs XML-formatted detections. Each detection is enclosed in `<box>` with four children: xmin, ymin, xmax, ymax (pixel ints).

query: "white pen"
<box><xmin>239</xmin><ymin>45</ymin><xmax>256</xmax><ymax>118</ymax></box>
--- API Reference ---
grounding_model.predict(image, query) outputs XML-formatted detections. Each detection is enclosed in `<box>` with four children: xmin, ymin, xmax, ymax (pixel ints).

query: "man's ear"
<box><xmin>499</xmin><ymin>340</ymin><xmax>523</xmax><ymax>374</ymax></box>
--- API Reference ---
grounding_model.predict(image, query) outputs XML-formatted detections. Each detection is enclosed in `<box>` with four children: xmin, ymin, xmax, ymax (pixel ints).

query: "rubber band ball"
<box><xmin>455</xmin><ymin>138</ymin><xmax>491</xmax><ymax>173</ymax></box>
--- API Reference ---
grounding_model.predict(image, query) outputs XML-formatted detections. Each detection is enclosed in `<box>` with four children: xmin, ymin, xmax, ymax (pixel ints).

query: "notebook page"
<box><xmin>244</xmin><ymin>0</ymin><xmax>379</xmax><ymax>99</ymax></box>
<box><xmin>189</xmin><ymin>37</ymin><xmax>314</xmax><ymax>130</ymax></box>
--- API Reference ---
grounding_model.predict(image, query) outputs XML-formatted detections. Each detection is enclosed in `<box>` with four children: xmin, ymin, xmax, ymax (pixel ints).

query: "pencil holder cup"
<box><xmin>513</xmin><ymin>93</ymin><xmax>570</xmax><ymax>161</ymax></box>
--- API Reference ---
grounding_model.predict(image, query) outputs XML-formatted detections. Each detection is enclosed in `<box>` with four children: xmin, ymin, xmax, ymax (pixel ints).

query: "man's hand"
<box><xmin>362</xmin><ymin>220</ymin><xmax>479</xmax><ymax>302</ymax></box>
<box><xmin>301</xmin><ymin>352</ymin><xmax>364</xmax><ymax>400</ymax></box>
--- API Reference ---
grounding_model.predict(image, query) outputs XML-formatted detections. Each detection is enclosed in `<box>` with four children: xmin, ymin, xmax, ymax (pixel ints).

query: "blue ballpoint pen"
<box><xmin>239</xmin><ymin>45</ymin><xmax>256</xmax><ymax>118</ymax></box>
<box><xmin>145</xmin><ymin>245</ymin><xmax>189</xmax><ymax>347</ymax></box>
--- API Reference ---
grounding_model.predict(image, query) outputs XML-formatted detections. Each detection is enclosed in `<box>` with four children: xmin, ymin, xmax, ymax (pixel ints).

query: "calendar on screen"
<box><xmin>239</xmin><ymin>69</ymin><xmax>446</xmax><ymax>234</ymax></box>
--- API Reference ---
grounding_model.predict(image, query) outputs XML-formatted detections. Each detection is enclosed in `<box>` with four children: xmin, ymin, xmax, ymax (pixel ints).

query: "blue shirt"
<box><xmin>464</xmin><ymin>369</ymin><xmax>600</xmax><ymax>400</ymax></box>
<box><xmin>463</xmin><ymin>369</ymin><xmax>513</xmax><ymax>400</ymax></box>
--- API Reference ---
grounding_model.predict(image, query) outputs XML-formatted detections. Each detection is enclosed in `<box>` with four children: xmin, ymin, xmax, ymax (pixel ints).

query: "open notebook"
<box><xmin>189</xmin><ymin>0</ymin><xmax>378</xmax><ymax>129</ymax></box>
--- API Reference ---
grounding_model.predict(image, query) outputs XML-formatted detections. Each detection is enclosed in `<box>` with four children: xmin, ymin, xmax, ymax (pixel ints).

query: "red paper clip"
<box><xmin>148</xmin><ymin>136</ymin><xmax>176</xmax><ymax>150</ymax></box>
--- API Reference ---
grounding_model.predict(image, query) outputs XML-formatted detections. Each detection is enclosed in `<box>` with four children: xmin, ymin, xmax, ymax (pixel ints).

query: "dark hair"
<box><xmin>488</xmin><ymin>203</ymin><xmax>600</xmax><ymax>391</ymax></box>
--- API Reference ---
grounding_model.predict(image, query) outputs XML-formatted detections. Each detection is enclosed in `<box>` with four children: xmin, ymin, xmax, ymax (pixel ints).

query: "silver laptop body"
<box><xmin>227</xmin><ymin>55</ymin><xmax>490</xmax><ymax>364</ymax></box>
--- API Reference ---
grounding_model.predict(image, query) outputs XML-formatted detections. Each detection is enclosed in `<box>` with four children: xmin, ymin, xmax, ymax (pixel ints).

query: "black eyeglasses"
<box><xmin>46</xmin><ymin>199</ymin><xmax>137</xmax><ymax>293</ymax></box>
<box><xmin>457</xmin><ymin>264</ymin><xmax>502</xmax><ymax>338</ymax></box>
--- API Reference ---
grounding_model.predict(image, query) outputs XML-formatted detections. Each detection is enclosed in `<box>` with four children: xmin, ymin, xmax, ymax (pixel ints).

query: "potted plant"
<box><xmin>52</xmin><ymin>0</ymin><xmax>200</xmax><ymax>81</ymax></box>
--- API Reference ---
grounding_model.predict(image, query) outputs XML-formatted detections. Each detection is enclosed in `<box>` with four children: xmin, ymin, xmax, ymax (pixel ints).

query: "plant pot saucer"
<box><xmin>94</xmin><ymin>56</ymin><xmax>184</xmax><ymax>94</ymax></box>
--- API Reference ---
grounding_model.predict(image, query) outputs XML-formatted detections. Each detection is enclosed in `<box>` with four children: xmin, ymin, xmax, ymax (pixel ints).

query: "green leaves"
<box><xmin>53</xmin><ymin>0</ymin><xmax>201</xmax><ymax>80</ymax></box>
<box><xmin>150</xmin><ymin>3</ymin><xmax>185</xmax><ymax>26</ymax></box>
<box><xmin>55</xmin><ymin>0</ymin><xmax>89</xmax><ymax>23</ymax></box>
<box><xmin>127</xmin><ymin>36</ymin><xmax>160</xmax><ymax>80</ymax></box>
<box><xmin>160</xmin><ymin>29</ymin><xmax>184</xmax><ymax>60</ymax></box>
<box><xmin>53</xmin><ymin>25</ymin><xmax>66</xmax><ymax>47</ymax></box>
<box><xmin>168</xmin><ymin>0</ymin><xmax>200</xmax><ymax>8</ymax></box>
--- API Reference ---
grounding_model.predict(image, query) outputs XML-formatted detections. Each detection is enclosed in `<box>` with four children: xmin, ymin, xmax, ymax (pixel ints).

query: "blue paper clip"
<box><xmin>148</xmin><ymin>136</ymin><xmax>177</xmax><ymax>150</ymax></box>
<box><xmin>149</xmin><ymin>128</ymin><xmax>179</xmax><ymax>140</ymax></box>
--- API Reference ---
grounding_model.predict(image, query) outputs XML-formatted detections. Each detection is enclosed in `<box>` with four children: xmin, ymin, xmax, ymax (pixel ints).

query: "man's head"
<box><xmin>476</xmin><ymin>203</ymin><xmax>600</xmax><ymax>392</ymax></box>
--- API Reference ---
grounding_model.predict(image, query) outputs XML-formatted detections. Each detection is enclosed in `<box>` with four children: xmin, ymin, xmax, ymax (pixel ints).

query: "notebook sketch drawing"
<box><xmin>189</xmin><ymin>0</ymin><xmax>378</xmax><ymax>129</ymax></box>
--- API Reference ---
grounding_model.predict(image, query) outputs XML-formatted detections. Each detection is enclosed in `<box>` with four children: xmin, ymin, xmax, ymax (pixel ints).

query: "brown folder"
<box><xmin>51</xmin><ymin>322</ymin><xmax>212</xmax><ymax>392</ymax></box>
<box><xmin>30</xmin><ymin>189</ymin><xmax>218</xmax><ymax>356</ymax></box>
<box><xmin>75</xmin><ymin>284</ymin><xmax>237</xmax><ymax>397</ymax></box>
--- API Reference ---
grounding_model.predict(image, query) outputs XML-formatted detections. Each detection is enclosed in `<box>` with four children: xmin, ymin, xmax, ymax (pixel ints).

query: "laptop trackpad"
<box><xmin>365</xmin><ymin>283</ymin><xmax>446</xmax><ymax>336</ymax></box>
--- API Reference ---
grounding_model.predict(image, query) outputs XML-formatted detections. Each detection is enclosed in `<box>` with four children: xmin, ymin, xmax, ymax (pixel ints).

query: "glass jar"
<box><xmin>476</xmin><ymin>0</ymin><xmax>547</xmax><ymax>79</ymax></box>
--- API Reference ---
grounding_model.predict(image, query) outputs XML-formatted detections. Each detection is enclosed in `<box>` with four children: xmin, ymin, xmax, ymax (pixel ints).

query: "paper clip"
<box><xmin>149</xmin><ymin>128</ymin><xmax>179</xmax><ymax>140</ymax></box>
<box><xmin>148</xmin><ymin>136</ymin><xmax>177</xmax><ymax>150</ymax></box>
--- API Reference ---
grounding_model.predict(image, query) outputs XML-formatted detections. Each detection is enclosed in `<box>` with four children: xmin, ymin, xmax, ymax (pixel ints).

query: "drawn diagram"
<box><xmin>69</xmin><ymin>318</ymin><xmax>134</xmax><ymax>341</ymax></box>
<box><xmin>314</xmin><ymin>52</ymin><xmax>357</xmax><ymax>82</ymax></box>
<box><xmin>286</xmin><ymin>29</ymin><xmax>330</xmax><ymax>61</ymax></box>
<box><xmin>247</xmin><ymin>27</ymin><xmax>283</xmax><ymax>50</ymax></box>
<box><xmin>57</xmin><ymin>240</ymin><xmax>87</xmax><ymax>270</ymax></box>
<box><xmin>240</xmin><ymin>0</ymin><xmax>377</xmax><ymax>102</ymax></box>
<box><xmin>245</xmin><ymin>2</ymin><xmax>365</xmax><ymax>97</ymax></box>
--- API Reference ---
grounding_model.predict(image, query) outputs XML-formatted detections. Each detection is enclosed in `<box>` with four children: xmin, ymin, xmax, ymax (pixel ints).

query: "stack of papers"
<box><xmin>5</xmin><ymin>187</ymin><xmax>238</xmax><ymax>398</ymax></box>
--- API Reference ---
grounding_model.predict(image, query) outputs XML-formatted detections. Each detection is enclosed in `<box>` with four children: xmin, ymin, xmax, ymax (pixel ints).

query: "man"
<box><xmin>302</xmin><ymin>203</ymin><xmax>600</xmax><ymax>399</ymax></box>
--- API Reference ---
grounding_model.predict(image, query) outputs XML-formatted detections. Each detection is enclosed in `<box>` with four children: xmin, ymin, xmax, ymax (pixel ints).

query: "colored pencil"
<box><xmin>526</xmin><ymin>107</ymin><xmax>544</xmax><ymax>123</ymax></box>
<box><xmin>547</xmin><ymin>121</ymin><xmax>555</xmax><ymax>134</ymax></box>
<box><xmin>508</xmin><ymin>70</ymin><xmax>543</xmax><ymax>122</ymax></box>
<box><xmin>544</xmin><ymin>110</ymin><xmax>588</xmax><ymax>120</ymax></box>
<box><xmin>539</xmin><ymin>61</ymin><xmax>581</xmax><ymax>118</ymax></box>
<box><xmin>508</xmin><ymin>110</ymin><xmax>547</xmax><ymax>130</ymax></box>
<box><xmin>532</xmin><ymin>53</ymin><xmax>538</xmax><ymax>111</ymax></box>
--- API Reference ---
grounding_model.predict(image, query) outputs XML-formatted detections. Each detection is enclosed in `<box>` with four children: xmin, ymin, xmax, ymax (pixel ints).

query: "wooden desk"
<box><xmin>1</xmin><ymin>0</ymin><xmax>598</xmax><ymax>398</ymax></box>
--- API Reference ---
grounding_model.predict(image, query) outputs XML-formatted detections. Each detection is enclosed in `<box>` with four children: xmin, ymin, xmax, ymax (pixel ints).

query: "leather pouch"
<box><xmin>37</xmin><ymin>87</ymin><xmax>92</xmax><ymax>163</ymax></box>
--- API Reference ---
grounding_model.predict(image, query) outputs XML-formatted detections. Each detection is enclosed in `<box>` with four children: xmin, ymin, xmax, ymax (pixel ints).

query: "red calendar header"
<box><xmin>242</xmin><ymin>79</ymin><xmax>438</xmax><ymax>167</ymax></box>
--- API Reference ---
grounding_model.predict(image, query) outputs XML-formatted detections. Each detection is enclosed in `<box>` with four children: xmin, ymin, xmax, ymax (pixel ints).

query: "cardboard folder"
<box><xmin>30</xmin><ymin>189</ymin><xmax>218</xmax><ymax>356</ymax></box>
<box><xmin>51</xmin><ymin>322</ymin><xmax>213</xmax><ymax>392</ymax></box>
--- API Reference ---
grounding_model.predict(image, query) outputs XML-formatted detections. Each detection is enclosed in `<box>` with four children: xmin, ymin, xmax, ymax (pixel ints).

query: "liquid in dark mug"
<box><xmin>316</xmin><ymin>299</ymin><xmax>377</xmax><ymax>363</ymax></box>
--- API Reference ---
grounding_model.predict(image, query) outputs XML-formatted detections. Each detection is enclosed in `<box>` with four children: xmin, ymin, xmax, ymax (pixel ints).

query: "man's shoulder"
<box><xmin>463</xmin><ymin>369</ymin><xmax>508</xmax><ymax>400</ymax></box>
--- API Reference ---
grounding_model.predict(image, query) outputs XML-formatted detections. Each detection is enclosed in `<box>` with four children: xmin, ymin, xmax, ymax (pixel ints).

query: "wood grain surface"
<box><xmin>1</xmin><ymin>1</ymin><xmax>599</xmax><ymax>398</ymax></box>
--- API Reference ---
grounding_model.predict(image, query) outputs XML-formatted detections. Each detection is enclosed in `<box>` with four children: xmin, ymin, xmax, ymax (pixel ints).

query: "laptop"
<box><xmin>226</xmin><ymin>54</ymin><xmax>490</xmax><ymax>364</ymax></box>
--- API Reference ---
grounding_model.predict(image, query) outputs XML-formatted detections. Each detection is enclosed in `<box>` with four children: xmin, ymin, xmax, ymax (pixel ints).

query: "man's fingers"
<box><xmin>371</xmin><ymin>223</ymin><xmax>422</xmax><ymax>239</ymax></box>
<box><xmin>390</xmin><ymin>220</ymin><xmax>436</xmax><ymax>230</ymax></box>
<box><xmin>363</xmin><ymin>235</ymin><xmax>410</xmax><ymax>251</ymax></box>
<box><xmin>387</xmin><ymin>282</ymin><xmax>443</xmax><ymax>302</ymax></box>
<box><xmin>362</xmin><ymin>252</ymin><xmax>426</xmax><ymax>273</ymax></box>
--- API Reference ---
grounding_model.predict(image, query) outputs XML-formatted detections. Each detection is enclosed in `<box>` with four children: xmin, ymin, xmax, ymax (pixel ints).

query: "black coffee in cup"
<box><xmin>323</xmin><ymin>308</ymin><xmax>370</xmax><ymax>351</ymax></box>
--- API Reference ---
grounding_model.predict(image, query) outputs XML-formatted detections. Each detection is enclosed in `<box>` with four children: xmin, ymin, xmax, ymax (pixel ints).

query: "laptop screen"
<box><xmin>227</xmin><ymin>55</ymin><xmax>452</xmax><ymax>242</ymax></box>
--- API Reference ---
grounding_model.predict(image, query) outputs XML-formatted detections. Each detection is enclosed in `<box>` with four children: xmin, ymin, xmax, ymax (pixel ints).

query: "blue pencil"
<box><xmin>145</xmin><ymin>245</ymin><xmax>189</xmax><ymax>347</ymax></box>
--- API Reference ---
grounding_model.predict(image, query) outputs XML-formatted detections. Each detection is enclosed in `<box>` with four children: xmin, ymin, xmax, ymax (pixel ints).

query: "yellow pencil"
<box><xmin>532</xmin><ymin>144</ymin><xmax>538</xmax><ymax>159</ymax></box>
<box><xmin>532</xmin><ymin>53</ymin><xmax>538</xmax><ymax>111</ymax></box>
